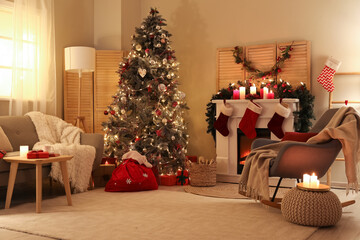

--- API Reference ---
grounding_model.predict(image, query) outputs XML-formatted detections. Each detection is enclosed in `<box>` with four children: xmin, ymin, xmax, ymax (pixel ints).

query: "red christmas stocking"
<box><xmin>238</xmin><ymin>101</ymin><xmax>262</xmax><ymax>139</ymax></box>
<box><xmin>317</xmin><ymin>56</ymin><xmax>342</xmax><ymax>92</ymax></box>
<box><xmin>267</xmin><ymin>103</ymin><xmax>291</xmax><ymax>139</ymax></box>
<box><xmin>214</xmin><ymin>102</ymin><xmax>233</xmax><ymax>136</ymax></box>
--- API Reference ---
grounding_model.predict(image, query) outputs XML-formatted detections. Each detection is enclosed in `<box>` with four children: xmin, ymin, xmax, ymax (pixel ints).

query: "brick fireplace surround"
<box><xmin>213</xmin><ymin>99</ymin><xmax>299</xmax><ymax>184</ymax></box>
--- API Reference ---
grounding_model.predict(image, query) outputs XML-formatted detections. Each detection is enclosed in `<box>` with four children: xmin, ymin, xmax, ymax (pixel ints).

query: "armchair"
<box><xmin>251</xmin><ymin>108</ymin><xmax>341</xmax><ymax>202</ymax></box>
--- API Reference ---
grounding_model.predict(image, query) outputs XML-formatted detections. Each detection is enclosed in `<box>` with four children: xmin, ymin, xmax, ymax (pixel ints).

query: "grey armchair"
<box><xmin>251</xmin><ymin>108</ymin><xmax>341</xmax><ymax>202</ymax></box>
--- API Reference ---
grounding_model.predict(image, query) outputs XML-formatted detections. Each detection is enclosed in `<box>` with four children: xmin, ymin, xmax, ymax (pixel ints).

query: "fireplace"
<box><xmin>213</xmin><ymin>99</ymin><xmax>299</xmax><ymax>183</ymax></box>
<box><xmin>237</xmin><ymin>128</ymin><xmax>271</xmax><ymax>174</ymax></box>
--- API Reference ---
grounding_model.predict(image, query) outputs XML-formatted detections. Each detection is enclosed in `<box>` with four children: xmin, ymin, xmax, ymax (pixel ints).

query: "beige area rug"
<box><xmin>184</xmin><ymin>182</ymin><xmax>290</xmax><ymax>199</ymax></box>
<box><xmin>0</xmin><ymin>186</ymin><xmax>318</xmax><ymax>240</ymax></box>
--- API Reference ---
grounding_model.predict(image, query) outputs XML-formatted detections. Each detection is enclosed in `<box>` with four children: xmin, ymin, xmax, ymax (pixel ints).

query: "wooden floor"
<box><xmin>0</xmin><ymin>182</ymin><xmax>359</xmax><ymax>240</ymax></box>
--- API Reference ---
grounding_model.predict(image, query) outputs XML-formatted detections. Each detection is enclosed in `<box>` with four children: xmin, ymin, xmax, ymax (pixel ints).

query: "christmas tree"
<box><xmin>102</xmin><ymin>8</ymin><xmax>189</xmax><ymax>173</ymax></box>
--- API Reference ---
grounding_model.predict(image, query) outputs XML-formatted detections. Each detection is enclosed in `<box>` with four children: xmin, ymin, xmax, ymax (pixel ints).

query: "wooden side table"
<box><xmin>3</xmin><ymin>155</ymin><xmax>73</xmax><ymax>213</ymax></box>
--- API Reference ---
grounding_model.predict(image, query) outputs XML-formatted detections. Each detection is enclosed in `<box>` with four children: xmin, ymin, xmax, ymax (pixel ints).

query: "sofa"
<box><xmin>0</xmin><ymin>115</ymin><xmax>104</xmax><ymax>187</ymax></box>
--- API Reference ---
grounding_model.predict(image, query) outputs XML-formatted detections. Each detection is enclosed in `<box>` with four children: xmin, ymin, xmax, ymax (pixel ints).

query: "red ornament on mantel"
<box><xmin>110</xmin><ymin>110</ymin><xmax>115</xmax><ymax>115</ymax></box>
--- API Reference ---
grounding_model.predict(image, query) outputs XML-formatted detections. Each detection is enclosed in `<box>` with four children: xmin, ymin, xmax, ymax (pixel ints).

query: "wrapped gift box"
<box><xmin>176</xmin><ymin>169</ymin><xmax>189</xmax><ymax>185</ymax></box>
<box><xmin>27</xmin><ymin>150</ymin><xmax>49</xmax><ymax>159</ymax></box>
<box><xmin>160</xmin><ymin>174</ymin><xmax>177</xmax><ymax>186</ymax></box>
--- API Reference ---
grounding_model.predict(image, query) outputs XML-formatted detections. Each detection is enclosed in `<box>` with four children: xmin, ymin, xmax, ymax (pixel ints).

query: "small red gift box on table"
<box><xmin>27</xmin><ymin>150</ymin><xmax>49</xmax><ymax>159</ymax></box>
<box><xmin>176</xmin><ymin>169</ymin><xmax>189</xmax><ymax>185</ymax></box>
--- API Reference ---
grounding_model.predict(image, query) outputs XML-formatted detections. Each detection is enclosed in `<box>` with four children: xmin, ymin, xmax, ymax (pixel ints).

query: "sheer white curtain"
<box><xmin>9</xmin><ymin>0</ymin><xmax>56</xmax><ymax>116</ymax></box>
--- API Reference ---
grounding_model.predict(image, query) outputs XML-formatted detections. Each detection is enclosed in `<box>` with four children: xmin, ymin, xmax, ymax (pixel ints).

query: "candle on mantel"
<box><xmin>267</xmin><ymin>90</ymin><xmax>274</xmax><ymax>99</ymax></box>
<box><xmin>240</xmin><ymin>87</ymin><xmax>246</xmax><ymax>99</ymax></box>
<box><xmin>250</xmin><ymin>84</ymin><xmax>256</xmax><ymax>95</ymax></box>
<box><xmin>233</xmin><ymin>89</ymin><xmax>240</xmax><ymax>99</ymax></box>
<box><xmin>263</xmin><ymin>87</ymin><xmax>269</xmax><ymax>99</ymax></box>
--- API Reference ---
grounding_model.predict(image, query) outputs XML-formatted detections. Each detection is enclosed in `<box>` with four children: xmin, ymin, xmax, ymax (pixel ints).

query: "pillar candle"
<box><xmin>263</xmin><ymin>87</ymin><xmax>269</xmax><ymax>99</ymax></box>
<box><xmin>250</xmin><ymin>84</ymin><xmax>256</xmax><ymax>95</ymax></box>
<box><xmin>267</xmin><ymin>90</ymin><xmax>274</xmax><ymax>99</ymax></box>
<box><xmin>233</xmin><ymin>90</ymin><xmax>240</xmax><ymax>99</ymax></box>
<box><xmin>310</xmin><ymin>172</ymin><xmax>318</xmax><ymax>188</ymax></box>
<box><xmin>239</xmin><ymin>87</ymin><xmax>246</xmax><ymax>99</ymax></box>
<box><xmin>20</xmin><ymin>145</ymin><xmax>29</xmax><ymax>158</ymax></box>
<box><xmin>303</xmin><ymin>173</ymin><xmax>310</xmax><ymax>187</ymax></box>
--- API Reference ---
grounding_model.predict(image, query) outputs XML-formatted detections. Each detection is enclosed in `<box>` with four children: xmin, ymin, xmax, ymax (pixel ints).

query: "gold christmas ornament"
<box><xmin>135</xmin><ymin>44</ymin><xmax>142</xmax><ymax>51</ymax></box>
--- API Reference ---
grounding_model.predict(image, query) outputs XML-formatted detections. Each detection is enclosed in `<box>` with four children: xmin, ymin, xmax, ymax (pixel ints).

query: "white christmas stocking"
<box><xmin>317</xmin><ymin>56</ymin><xmax>342</xmax><ymax>92</ymax></box>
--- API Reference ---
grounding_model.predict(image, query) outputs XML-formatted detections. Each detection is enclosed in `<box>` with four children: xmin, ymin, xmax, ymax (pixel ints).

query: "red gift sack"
<box><xmin>105</xmin><ymin>159</ymin><xmax>158</xmax><ymax>192</ymax></box>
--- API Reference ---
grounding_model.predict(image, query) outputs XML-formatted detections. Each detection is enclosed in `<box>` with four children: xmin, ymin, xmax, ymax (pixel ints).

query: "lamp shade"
<box><xmin>64</xmin><ymin>46</ymin><xmax>95</xmax><ymax>73</ymax></box>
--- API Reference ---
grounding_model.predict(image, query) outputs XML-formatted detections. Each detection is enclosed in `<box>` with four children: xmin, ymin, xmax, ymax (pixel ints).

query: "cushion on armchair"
<box><xmin>0</xmin><ymin>126</ymin><xmax>13</xmax><ymax>152</ymax></box>
<box><xmin>281</xmin><ymin>132</ymin><xmax>317</xmax><ymax>142</ymax></box>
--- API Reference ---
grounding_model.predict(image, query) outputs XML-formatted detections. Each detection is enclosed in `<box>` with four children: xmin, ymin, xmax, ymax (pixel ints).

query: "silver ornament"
<box><xmin>141</xmin><ymin>25</ymin><xmax>145</xmax><ymax>29</ymax></box>
<box><xmin>121</xmin><ymin>109</ymin><xmax>126</xmax><ymax>114</ymax></box>
<box><xmin>156</xmin><ymin>43</ymin><xmax>161</xmax><ymax>48</ymax></box>
<box><xmin>158</xmin><ymin>84</ymin><xmax>167</xmax><ymax>92</ymax></box>
<box><xmin>162</xmin><ymin>118</ymin><xmax>167</xmax><ymax>124</ymax></box>
<box><xmin>171</xmin><ymin>136</ymin><xmax>175</xmax><ymax>140</ymax></box>
<box><xmin>156</xmin><ymin>25</ymin><xmax>160</xmax><ymax>30</ymax></box>
<box><xmin>162</xmin><ymin>58</ymin><xmax>167</xmax><ymax>64</ymax></box>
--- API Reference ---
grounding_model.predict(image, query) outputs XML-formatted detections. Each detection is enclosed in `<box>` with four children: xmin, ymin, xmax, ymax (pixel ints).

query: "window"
<box><xmin>0</xmin><ymin>0</ymin><xmax>13</xmax><ymax>98</ymax></box>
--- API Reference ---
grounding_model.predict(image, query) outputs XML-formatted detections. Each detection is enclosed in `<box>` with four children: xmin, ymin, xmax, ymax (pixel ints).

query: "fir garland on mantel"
<box><xmin>205</xmin><ymin>80</ymin><xmax>315</xmax><ymax>141</ymax></box>
<box><xmin>233</xmin><ymin>44</ymin><xmax>293</xmax><ymax>79</ymax></box>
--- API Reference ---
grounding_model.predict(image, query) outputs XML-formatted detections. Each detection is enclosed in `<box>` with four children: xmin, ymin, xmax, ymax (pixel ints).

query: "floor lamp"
<box><xmin>64</xmin><ymin>46</ymin><xmax>95</xmax><ymax>132</ymax></box>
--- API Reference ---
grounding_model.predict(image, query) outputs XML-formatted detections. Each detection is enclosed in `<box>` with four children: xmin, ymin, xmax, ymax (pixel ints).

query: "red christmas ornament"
<box><xmin>172</xmin><ymin>102</ymin><xmax>178</xmax><ymax>107</ymax></box>
<box><xmin>167</xmin><ymin>55</ymin><xmax>172</xmax><ymax>60</ymax></box>
<box><xmin>135</xmin><ymin>137</ymin><xmax>141</xmax><ymax>142</ymax></box>
<box><xmin>104</xmin><ymin>111</ymin><xmax>109</xmax><ymax>115</ymax></box>
<box><xmin>156</xmin><ymin>130</ymin><xmax>163</xmax><ymax>137</ymax></box>
<box><xmin>176</xmin><ymin>144</ymin><xmax>182</xmax><ymax>150</ymax></box>
<box><xmin>277</xmin><ymin>68</ymin><xmax>282</xmax><ymax>73</ymax></box>
<box><xmin>148</xmin><ymin>86</ymin><xmax>152</xmax><ymax>92</ymax></box>
<box><xmin>145</xmin><ymin>48</ymin><xmax>149</xmax><ymax>53</ymax></box>
<box><xmin>110</xmin><ymin>110</ymin><xmax>115</xmax><ymax>115</ymax></box>
<box><xmin>150</xmin><ymin>34</ymin><xmax>154</xmax><ymax>39</ymax></box>
<box><xmin>282</xmin><ymin>83</ymin><xmax>286</xmax><ymax>87</ymax></box>
<box><xmin>156</xmin><ymin>109</ymin><xmax>162</xmax><ymax>116</ymax></box>
<box><xmin>118</xmin><ymin>80</ymin><xmax>122</xmax><ymax>85</ymax></box>
<box><xmin>274</xmin><ymin>85</ymin><xmax>278</xmax><ymax>89</ymax></box>
<box><xmin>115</xmin><ymin>140</ymin><xmax>120</xmax><ymax>145</ymax></box>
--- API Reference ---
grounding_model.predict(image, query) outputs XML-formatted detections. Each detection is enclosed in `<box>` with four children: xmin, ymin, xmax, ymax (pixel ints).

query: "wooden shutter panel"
<box><xmin>245</xmin><ymin>43</ymin><xmax>276</xmax><ymax>81</ymax></box>
<box><xmin>94</xmin><ymin>50</ymin><xmax>126</xmax><ymax>134</ymax></box>
<box><xmin>277</xmin><ymin>41</ymin><xmax>311</xmax><ymax>88</ymax></box>
<box><xmin>64</xmin><ymin>72</ymin><xmax>94</xmax><ymax>132</ymax></box>
<box><xmin>216</xmin><ymin>47</ymin><xmax>245</xmax><ymax>90</ymax></box>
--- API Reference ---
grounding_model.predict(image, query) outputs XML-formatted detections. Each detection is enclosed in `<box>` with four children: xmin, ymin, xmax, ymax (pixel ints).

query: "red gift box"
<box><xmin>27</xmin><ymin>150</ymin><xmax>49</xmax><ymax>159</ymax></box>
<box><xmin>186</xmin><ymin>156</ymin><xmax>197</xmax><ymax>163</ymax></box>
<box><xmin>176</xmin><ymin>169</ymin><xmax>189</xmax><ymax>185</ymax></box>
<box><xmin>160</xmin><ymin>174</ymin><xmax>177</xmax><ymax>186</ymax></box>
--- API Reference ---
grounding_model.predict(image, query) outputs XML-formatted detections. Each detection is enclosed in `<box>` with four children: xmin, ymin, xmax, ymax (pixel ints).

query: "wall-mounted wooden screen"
<box><xmin>277</xmin><ymin>41</ymin><xmax>311</xmax><ymax>88</ymax></box>
<box><xmin>216</xmin><ymin>47</ymin><xmax>245</xmax><ymax>90</ymax></box>
<box><xmin>216</xmin><ymin>40</ymin><xmax>311</xmax><ymax>90</ymax></box>
<box><xmin>245</xmin><ymin>43</ymin><xmax>276</xmax><ymax>80</ymax></box>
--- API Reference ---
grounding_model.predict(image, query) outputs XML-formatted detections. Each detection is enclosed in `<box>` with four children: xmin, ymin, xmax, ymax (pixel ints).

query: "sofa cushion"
<box><xmin>0</xmin><ymin>116</ymin><xmax>39</xmax><ymax>151</ymax></box>
<box><xmin>0</xmin><ymin>126</ymin><xmax>13</xmax><ymax>152</ymax></box>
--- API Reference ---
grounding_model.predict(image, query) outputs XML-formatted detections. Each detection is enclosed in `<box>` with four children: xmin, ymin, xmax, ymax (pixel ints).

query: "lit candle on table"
<box><xmin>267</xmin><ymin>90</ymin><xmax>274</xmax><ymax>99</ymax></box>
<box><xmin>240</xmin><ymin>87</ymin><xmax>246</xmax><ymax>99</ymax></box>
<box><xmin>20</xmin><ymin>145</ymin><xmax>29</xmax><ymax>158</ymax></box>
<box><xmin>233</xmin><ymin>89</ymin><xmax>240</xmax><ymax>99</ymax></box>
<box><xmin>310</xmin><ymin>172</ymin><xmax>319</xmax><ymax>188</ymax></box>
<box><xmin>303</xmin><ymin>173</ymin><xmax>310</xmax><ymax>187</ymax></box>
<box><xmin>250</xmin><ymin>84</ymin><xmax>256</xmax><ymax>95</ymax></box>
<box><xmin>263</xmin><ymin>87</ymin><xmax>269</xmax><ymax>99</ymax></box>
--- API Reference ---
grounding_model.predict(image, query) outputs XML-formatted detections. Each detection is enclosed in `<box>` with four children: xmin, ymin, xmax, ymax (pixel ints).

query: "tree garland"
<box><xmin>233</xmin><ymin>44</ymin><xmax>293</xmax><ymax>80</ymax></box>
<box><xmin>205</xmin><ymin>80</ymin><xmax>315</xmax><ymax>141</ymax></box>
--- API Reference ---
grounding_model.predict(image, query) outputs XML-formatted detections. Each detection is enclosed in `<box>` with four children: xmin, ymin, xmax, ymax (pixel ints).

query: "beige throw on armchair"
<box><xmin>239</xmin><ymin>106</ymin><xmax>360</xmax><ymax>200</ymax></box>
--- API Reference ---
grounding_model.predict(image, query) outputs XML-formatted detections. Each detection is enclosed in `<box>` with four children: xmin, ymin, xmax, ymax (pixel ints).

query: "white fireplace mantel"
<box><xmin>213</xmin><ymin>98</ymin><xmax>299</xmax><ymax>183</ymax></box>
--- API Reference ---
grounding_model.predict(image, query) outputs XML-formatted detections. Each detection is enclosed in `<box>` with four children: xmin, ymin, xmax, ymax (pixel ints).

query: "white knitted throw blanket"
<box><xmin>26</xmin><ymin>111</ymin><xmax>95</xmax><ymax>193</ymax></box>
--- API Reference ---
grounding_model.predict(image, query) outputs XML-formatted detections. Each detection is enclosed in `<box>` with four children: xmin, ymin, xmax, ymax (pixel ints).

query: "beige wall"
<box><xmin>54</xmin><ymin>0</ymin><xmax>94</xmax><ymax>117</ymax></box>
<box><xmin>135</xmin><ymin>0</ymin><xmax>360</xmax><ymax>183</ymax></box>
